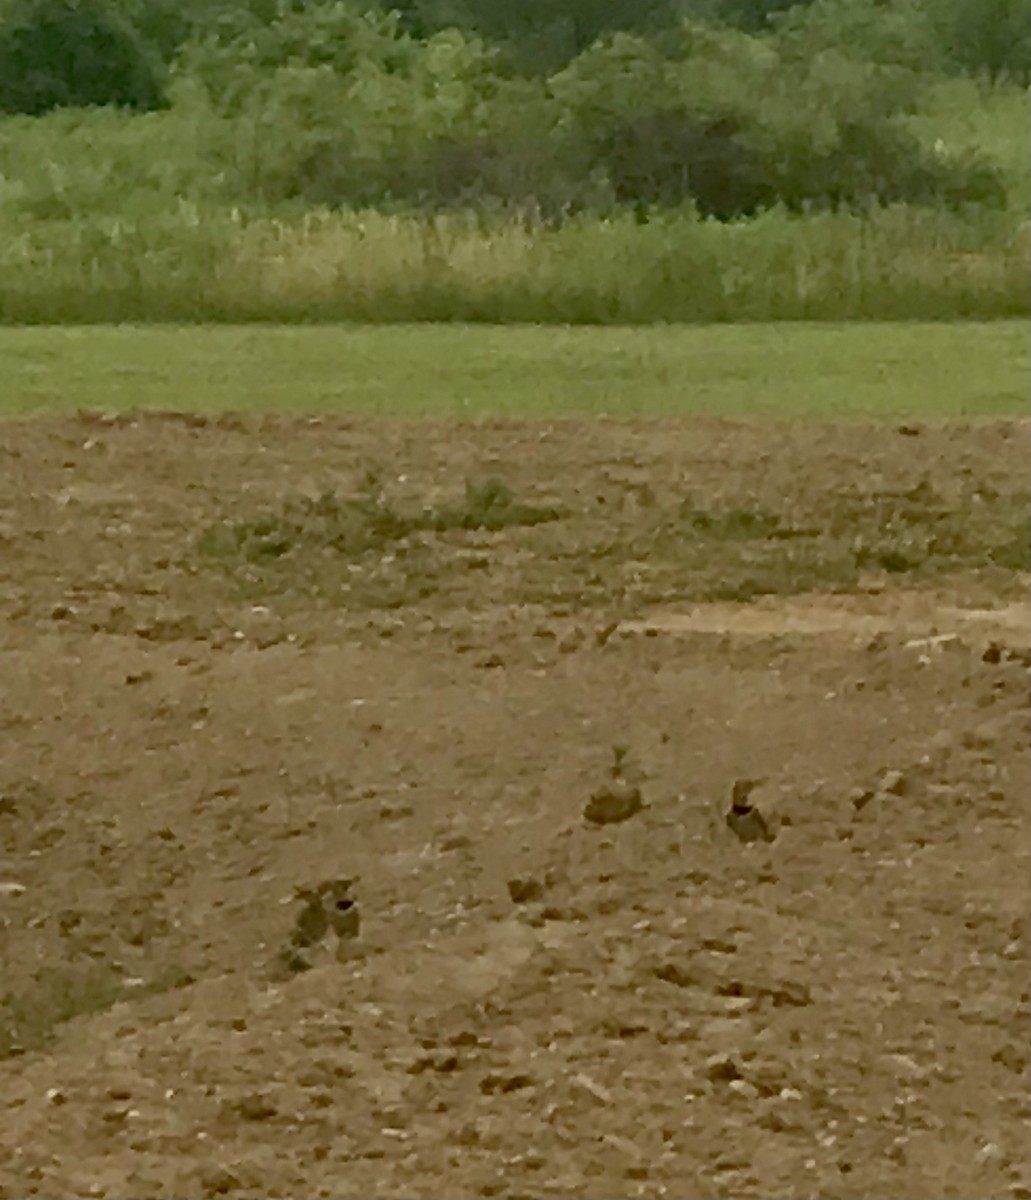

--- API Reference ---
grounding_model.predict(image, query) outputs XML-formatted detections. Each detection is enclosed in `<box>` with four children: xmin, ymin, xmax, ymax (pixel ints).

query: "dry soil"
<box><xmin>0</xmin><ymin>413</ymin><xmax>1028</xmax><ymax>1200</ymax></box>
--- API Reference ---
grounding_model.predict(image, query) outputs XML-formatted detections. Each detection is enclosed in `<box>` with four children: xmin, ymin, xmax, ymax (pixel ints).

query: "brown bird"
<box><xmin>324</xmin><ymin>879</ymin><xmax>361</xmax><ymax>940</ymax></box>
<box><xmin>726</xmin><ymin>779</ymin><xmax>774</xmax><ymax>844</ymax></box>
<box><xmin>290</xmin><ymin>887</ymin><xmax>330</xmax><ymax>949</ymax></box>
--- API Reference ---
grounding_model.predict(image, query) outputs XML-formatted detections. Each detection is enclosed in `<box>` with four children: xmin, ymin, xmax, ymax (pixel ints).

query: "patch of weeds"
<box><xmin>197</xmin><ymin>477</ymin><xmax>563</xmax><ymax>608</ymax></box>
<box><xmin>639</xmin><ymin>483</ymin><xmax>1031</xmax><ymax>603</ymax></box>
<box><xmin>1</xmin><ymin>961</ymin><xmax>195</xmax><ymax>1060</ymax></box>
<box><xmin>846</xmin><ymin>483</ymin><xmax>1031</xmax><ymax>577</ymax></box>
<box><xmin>199</xmin><ymin>491</ymin><xmax>421</xmax><ymax>564</ymax></box>
<box><xmin>988</xmin><ymin>515</ymin><xmax>1031</xmax><ymax>571</ymax></box>
<box><xmin>675</xmin><ymin>497</ymin><xmax>784</xmax><ymax>541</ymax></box>
<box><xmin>1</xmin><ymin>964</ymin><xmax>126</xmax><ymax>1059</ymax></box>
<box><xmin>431</xmin><ymin>477</ymin><xmax>562</xmax><ymax>532</ymax></box>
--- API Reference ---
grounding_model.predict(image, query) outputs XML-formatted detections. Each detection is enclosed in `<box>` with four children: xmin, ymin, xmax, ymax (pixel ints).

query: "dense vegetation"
<box><xmin>0</xmin><ymin>0</ymin><xmax>1027</xmax><ymax>322</ymax></box>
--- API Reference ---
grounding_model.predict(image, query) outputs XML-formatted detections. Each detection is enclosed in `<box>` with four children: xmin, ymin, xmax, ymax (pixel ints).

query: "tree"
<box><xmin>935</xmin><ymin>0</ymin><xmax>1031</xmax><ymax>81</ymax></box>
<box><xmin>389</xmin><ymin>0</ymin><xmax>683</xmax><ymax>72</ymax></box>
<box><xmin>0</xmin><ymin>0</ymin><xmax>164</xmax><ymax>114</ymax></box>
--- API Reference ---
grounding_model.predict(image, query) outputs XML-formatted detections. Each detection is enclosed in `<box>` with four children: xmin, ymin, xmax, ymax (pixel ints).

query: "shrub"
<box><xmin>553</xmin><ymin>27</ymin><xmax>1005</xmax><ymax>216</ymax></box>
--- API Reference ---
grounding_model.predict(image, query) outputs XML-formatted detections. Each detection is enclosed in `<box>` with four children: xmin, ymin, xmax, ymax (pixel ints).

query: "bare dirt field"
<box><xmin>0</xmin><ymin>412</ymin><xmax>1028</xmax><ymax>1200</ymax></box>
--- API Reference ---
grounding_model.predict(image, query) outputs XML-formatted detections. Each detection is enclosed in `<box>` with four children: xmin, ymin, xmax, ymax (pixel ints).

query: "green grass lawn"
<box><xmin>1</xmin><ymin>321</ymin><xmax>1027</xmax><ymax>419</ymax></box>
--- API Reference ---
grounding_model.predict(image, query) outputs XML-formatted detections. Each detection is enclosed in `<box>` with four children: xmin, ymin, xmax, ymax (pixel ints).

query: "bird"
<box><xmin>323</xmin><ymin>879</ymin><xmax>361</xmax><ymax>941</ymax></box>
<box><xmin>725</xmin><ymin>779</ymin><xmax>774</xmax><ymax>843</ymax></box>
<box><xmin>290</xmin><ymin>887</ymin><xmax>330</xmax><ymax>949</ymax></box>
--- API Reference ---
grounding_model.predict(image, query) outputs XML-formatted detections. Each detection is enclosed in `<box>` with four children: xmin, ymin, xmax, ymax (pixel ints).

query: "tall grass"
<box><xmin>1</xmin><ymin>203</ymin><xmax>1028</xmax><ymax>324</ymax></box>
<box><xmin>0</xmin><ymin>78</ymin><xmax>1027</xmax><ymax>324</ymax></box>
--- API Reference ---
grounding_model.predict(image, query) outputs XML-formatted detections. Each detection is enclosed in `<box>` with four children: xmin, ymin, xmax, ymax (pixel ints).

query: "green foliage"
<box><xmin>391</xmin><ymin>0</ymin><xmax>682</xmax><ymax>73</ymax></box>
<box><xmin>772</xmin><ymin>0</ymin><xmax>1031</xmax><ymax>82</ymax></box>
<box><xmin>0</xmin><ymin>0</ymin><xmax>1026</xmax><ymax>322</ymax></box>
<box><xmin>178</xmin><ymin>1</ymin><xmax>413</xmax><ymax>112</ymax></box>
<box><xmin>773</xmin><ymin>0</ymin><xmax>951</xmax><ymax>72</ymax></box>
<box><xmin>693</xmin><ymin>0</ymin><xmax>819</xmax><ymax>32</ymax></box>
<box><xmin>551</xmin><ymin>26</ymin><xmax>1004</xmax><ymax>215</ymax></box>
<box><xmin>0</xmin><ymin>0</ymin><xmax>164</xmax><ymax>114</ymax></box>
<box><xmin>935</xmin><ymin>0</ymin><xmax>1031</xmax><ymax>83</ymax></box>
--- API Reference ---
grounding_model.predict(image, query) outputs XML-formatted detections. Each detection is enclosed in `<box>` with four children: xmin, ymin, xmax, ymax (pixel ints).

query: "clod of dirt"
<box><xmin>725</xmin><ymin>780</ymin><xmax>774</xmax><ymax>844</ymax></box>
<box><xmin>654</xmin><ymin>962</ymin><xmax>696</xmax><ymax>988</ymax></box>
<box><xmin>849</xmin><ymin>787</ymin><xmax>876</xmax><ymax>813</ymax></box>
<box><xmin>507</xmin><ymin>878</ymin><xmax>544</xmax><ymax>904</ymax></box>
<box><xmin>201</xmin><ymin>1168</ymin><xmax>241</xmax><ymax>1197</ymax></box>
<box><xmin>879</xmin><ymin>769</ymin><xmax>908</xmax><ymax>796</ymax></box>
<box><xmin>584</xmin><ymin>782</ymin><xmax>644</xmax><ymax>826</ymax></box>
<box><xmin>379</xmin><ymin>802</ymin><xmax>414</xmax><ymax>820</ymax></box>
<box><xmin>705</xmin><ymin>1054</ymin><xmax>744</xmax><ymax>1084</ymax></box>
<box><xmin>479</xmin><ymin>1072</ymin><xmax>535</xmax><ymax>1095</ymax></box>
<box><xmin>572</xmin><ymin>1071</ymin><xmax>613</xmax><ymax>1105</ymax></box>
<box><xmin>595</xmin><ymin>622</ymin><xmax>619</xmax><ymax>647</ymax></box>
<box><xmin>983</xmin><ymin>642</ymin><xmax>1003</xmax><ymax>664</ymax></box>
<box><xmin>232</xmin><ymin>1095</ymin><xmax>278</xmax><ymax>1122</ymax></box>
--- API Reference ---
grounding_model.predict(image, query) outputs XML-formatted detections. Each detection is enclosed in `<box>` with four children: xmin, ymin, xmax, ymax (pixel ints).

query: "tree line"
<box><xmin>0</xmin><ymin>0</ymin><xmax>1025</xmax><ymax>217</ymax></box>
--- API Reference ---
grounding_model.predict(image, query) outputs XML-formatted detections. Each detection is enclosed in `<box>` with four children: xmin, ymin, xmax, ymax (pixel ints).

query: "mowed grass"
<box><xmin>1</xmin><ymin>320</ymin><xmax>1027</xmax><ymax>419</ymax></box>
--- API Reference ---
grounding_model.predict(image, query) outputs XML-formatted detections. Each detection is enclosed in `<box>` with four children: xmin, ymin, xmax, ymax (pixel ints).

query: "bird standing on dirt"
<box><xmin>726</xmin><ymin>779</ymin><xmax>774</xmax><ymax>843</ymax></box>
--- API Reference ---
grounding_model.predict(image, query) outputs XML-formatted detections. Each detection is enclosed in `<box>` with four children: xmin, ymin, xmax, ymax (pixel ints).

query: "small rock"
<box><xmin>572</xmin><ymin>1072</ymin><xmax>612</xmax><ymax>1104</ymax></box>
<box><xmin>0</xmin><ymin>881</ymin><xmax>26</xmax><ymax>897</ymax></box>
<box><xmin>880</xmin><ymin>769</ymin><xmax>908</xmax><ymax>796</ymax></box>
<box><xmin>584</xmin><ymin>783</ymin><xmax>644</xmax><ymax>826</ymax></box>
<box><xmin>849</xmin><ymin>787</ymin><xmax>875</xmax><ymax>813</ymax></box>
<box><xmin>768</xmin><ymin>980</ymin><xmax>812</xmax><ymax>1008</ymax></box>
<box><xmin>727</xmin><ymin>1078</ymin><xmax>760</xmax><ymax>1100</ymax></box>
<box><xmin>440</xmin><ymin>834</ymin><xmax>472</xmax><ymax>852</ymax></box>
<box><xmin>232</xmin><ymin>1096</ymin><xmax>277</xmax><ymax>1122</ymax></box>
<box><xmin>654</xmin><ymin>963</ymin><xmax>695</xmax><ymax>988</ymax></box>
<box><xmin>883</xmin><ymin>1052</ymin><xmax>926</xmax><ymax>1081</ymax></box>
